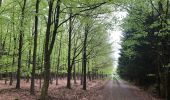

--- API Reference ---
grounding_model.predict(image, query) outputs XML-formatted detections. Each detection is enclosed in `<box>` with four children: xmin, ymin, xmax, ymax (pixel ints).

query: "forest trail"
<box><xmin>102</xmin><ymin>78</ymin><xmax>160</xmax><ymax>100</ymax></box>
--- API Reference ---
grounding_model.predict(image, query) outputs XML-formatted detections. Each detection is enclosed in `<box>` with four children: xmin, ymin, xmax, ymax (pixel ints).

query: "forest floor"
<box><xmin>0</xmin><ymin>79</ymin><xmax>106</xmax><ymax>100</ymax></box>
<box><xmin>0</xmin><ymin>78</ymin><xmax>164</xmax><ymax>100</ymax></box>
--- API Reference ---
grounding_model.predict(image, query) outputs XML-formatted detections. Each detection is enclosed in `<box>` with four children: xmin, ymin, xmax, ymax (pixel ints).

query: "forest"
<box><xmin>0</xmin><ymin>0</ymin><xmax>170</xmax><ymax>100</ymax></box>
<box><xmin>0</xmin><ymin>0</ymin><xmax>115</xmax><ymax>99</ymax></box>
<box><xmin>118</xmin><ymin>0</ymin><xmax>170</xmax><ymax>99</ymax></box>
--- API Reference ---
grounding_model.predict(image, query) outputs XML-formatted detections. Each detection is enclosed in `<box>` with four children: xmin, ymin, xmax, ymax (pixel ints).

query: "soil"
<box><xmin>0</xmin><ymin>79</ymin><xmax>106</xmax><ymax>100</ymax></box>
<box><xmin>0</xmin><ymin>78</ymin><xmax>164</xmax><ymax>100</ymax></box>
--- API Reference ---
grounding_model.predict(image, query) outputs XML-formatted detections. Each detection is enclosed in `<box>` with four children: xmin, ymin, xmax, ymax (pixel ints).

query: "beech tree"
<box><xmin>0</xmin><ymin>0</ymin><xmax>117</xmax><ymax>99</ymax></box>
<box><xmin>16</xmin><ymin>0</ymin><xmax>27</xmax><ymax>89</ymax></box>
<box><xmin>30</xmin><ymin>0</ymin><xmax>40</xmax><ymax>94</ymax></box>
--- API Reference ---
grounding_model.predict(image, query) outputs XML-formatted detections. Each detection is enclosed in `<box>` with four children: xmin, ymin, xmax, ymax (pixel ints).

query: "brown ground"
<box><xmin>103</xmin><ymin>79</ymin><xmax>163</xmax><ymax>100</ymax></box>
<box><xmin>0</xmin><ymin>78</ymin><xmax>164</xmax><ymax>100</ymax></box>
<box><xmin>0</xmin><ymin>79</ymin><xmax>106</xmax><ymax>100</ymax></box>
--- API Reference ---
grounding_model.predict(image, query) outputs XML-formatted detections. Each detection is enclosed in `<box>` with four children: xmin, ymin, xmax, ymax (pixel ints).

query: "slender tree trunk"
<box><xmin>26</xmin><ymin>41</ymin><xmax>31</xmax><ymax>83</ymax></box>
<box><xmin>40</xmin><ymin>1</ymin><xmax>53</xmax><ymax>98</ymax></box>
<box><xmin>56</xmin><ymin>33</ymin><xmax>62</xmax><ymax>85</ymax></box>
<box><xmin>40</xmin><ymin>0</ymin><xmax>61</xmax><ymax>99</ymax></box>
<box><xmin>10</xmin><ymin>65</ymin><xmax>13</xmax><ymax>85</ymax></box>
<box><xmin>39</xmin><ymin>45</ymin><xmax>44</xmax><ymax>89</ymax></box>
<box><xmin>78</xmin><ymin>60</ymin><xmax>80</xmax><ymax>80</ymax></box>
<box><xmin>39</xmin><ymin>21</ymin><xmax>44</xmax><ymax>89</ymax></box>
<box><xmin>10</xmin><ymin>51</ymin><xmax>15</xmax><ymax>85</ymax></box>
<box><xmin>27</xmin><ymin>20</ymin><xmax>35</xmax><ymax>83</ymax></box>
<box><xmin>9</xmin><ymin>5</ymin><xmax>16</xmax><ymax>85</ymax></box>
<box><xmin>167</xmin><ymin>67</ymin><xmax>170</xmax><ymax>100</ymax></box>
<box><xmin>83</xmin><ymin>26</ymin><xmax>88</xmax><ymax>90</ymax></box>
<box><xmin>67</xmin><ymin>8</ymin><xmax>72</xmax><ymax>89</ymax></box>
<box><xmin>30</xmin><ymin>0</ymin><xmax>40</xmax><ymax>94</ymax></box>
<box><xmin>156</xmin><ymin>55</ymin><xmax>161</xmax><ymax>97</ymax></box>
<box><xmin>5</xmin><ymin>25</ymin><xmax>10</xmax><ymax>85</ymax></box>
<box><xmin>40</xmin><ymin>55</ymin><xmax>51</xmax><ymax>99</ymax></box>
<box><xmin>73</xmin><ymin>62</ymin><xmax>77</xmax><ymax>84</ymax></box>
<box><xmin>81</xmin><ymin>54</ymin><xmax>84</xmax><ymax>85</ymax></box>
<box><xmin>5</xmin><ymin>70</ymin><xmax>7</xmax><ymax>84</ymax></box>
<box><xmin>16</xmin><ymin>0</ymin><xmax>27</xmax><ymax>89</ymax></box>
<box><xmin>16</xmin><ymin>29</ymin><xmax>23</xmax><ymax>89</ymax></box>
<box><xmin>0</xmin><ymin>0</ymin><xmax>2</xmax><ymax>7</ymax></box>
<box><xmin>39</xmin><ymin>66</ymin><xmax>42</xmax><ymax>89</ymax></box>
<box><xmin>8</xmin><ymin>25</ymin><xmax>15</xmax><ymax>85</ymax></box>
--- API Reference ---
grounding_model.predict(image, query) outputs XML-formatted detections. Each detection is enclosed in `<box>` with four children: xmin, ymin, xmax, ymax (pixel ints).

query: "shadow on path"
<box><xmin>102</xmin><ymin>78</ymin><xmax>161</xmax><ymax>100</ymax></box>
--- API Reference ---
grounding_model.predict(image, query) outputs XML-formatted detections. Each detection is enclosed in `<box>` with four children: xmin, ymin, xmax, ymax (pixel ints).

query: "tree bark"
<box><xmin>10</xmin><ymin>36</ymin><xmax>16</xmax><ymax>85</ymax></box>
<box><xmin>167</xmin><ymin>68</ymin><xmax>170</xmax><ymax>100</ymax></box>
<box><xmin>67</xmin><ymin>8</ymin><xmax>72</xmax><ymax>89</ymax></box>
<box><xmin>40</xmin><ymin>55</ymin><xmax>51</xmax><ymax>99</ymax></box>
<box><xmin>81</xmin><ymin>54</ymin><xmax>84</xmax><ymax>85</ymax></box>
<box><xmin>40</xmin><ymin>1</ymin><xmax>53</xmax><ymax>99</ymax></box>
<box><xmin>83</xmin><ymin>25</ymin><xmax>88</xmax><ymax>90</ymax></box>
<box><xmin>73</xmin><ymin>62</ymin><xmax>77</xmax><ymax>84</ymax></box>
<box><xmin>16</xmin><ymin>0</ymin><xmax>27</xmax><ymax>89</ymax></box>
<box><xmin>10</xmin><ymin>5</ymin><xmax>16</xmax><ymax>85</ymax></box>
<box><xmin>40</xmin><ymin>0</ymin><xmax>61</xmax><ymax>99</ymax></box>
<box><xmin>56</xmin><ymin>33</ymin><xmax>62</xmax><ymax>85</ymax></box>
<box><xmin>0</xmin><ymin>0</ymin><xmax>2</xmax><ymax>7</ymax></box>
<box><xmin>30</xmin><ymin>0</ymin><xmax>40</xmax><ymax>94</ymax></box>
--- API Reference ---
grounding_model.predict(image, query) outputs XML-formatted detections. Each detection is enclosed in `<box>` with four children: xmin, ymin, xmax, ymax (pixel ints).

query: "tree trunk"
<box><xmin>9</xmin><ymin>36</ymin><xmax>16</xmax><ymax>85</ymax></box>
<box><xmin>39</xmin><ymin>45</ymin><xmax>44</xmax><ymax>89</ymax></box>
<box><xmin>81</xmin><ymin>55</ymin><xmax>84</xmax><ymax>85</ymax></box>
<box><xmin>0</xmin><ymin>0</ymin><xmax>2</xmax><ymax>7</ymax></box>
<box><xmin>40</xmin><ymin>55</ymin><xmax>51</xmax><ymax>99</ymax></box>
<box><xmin>83</xmin><ymin>25</ymin><xmax>88</xmax><ymax>90</ymax></box>
<box><xmin>156</xmin><ymin>55</ymin><xmax>161</xmax><ymax>97</ymax></box>
<box><xmin>39</xmin><ymin>1</ymin><xmax>53</xmax><ymax>98</ymax></box>
<box><xmin>40</xmin><ymin>0</ymin><xmax>61</xmax><ymax>99</ymax></box>
<box><xmin>10</xmin><ymin>5</ymin><xmax>16</xmax><ymax>85</ymax></box>
<box><xmin>73</xmin><ymin>62</ymin><xmax>77</xmax><ymax>84</ymax></box>
<box><xmin>56</xmin><ymin>33</ymin><xmax>62</xmax><ymax>85</ymax></box>
<box><xmin>167</xmin><ymin>68</ymin><xmax>170</xmax><ymax>100</ymax></box>
<box><xmin>16</xmin><ymin>0</ymin><xmax>26</xmax><ymax>89</ymax></box>
<box><xmin>30</xmin><ymin>0</ymin><xmax>40</xmax><ymax>94</ymax></box>
<box><xmin>26</xmin><ymin>40</ymin><xmax>32</xmax><ymax>83</ymax></box>
<box><xmin>67</xmin><ymin>8</ymin><xmax>72</xmax><ymax>89</ymax></box>
<box><xmin>5</xmin><ymin>70</ymin><xmax>7</xmax><ymax>84</ymax></box>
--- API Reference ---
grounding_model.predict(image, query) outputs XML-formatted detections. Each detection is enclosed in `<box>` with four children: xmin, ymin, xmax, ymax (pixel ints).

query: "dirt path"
<box><xmin>0</xmin><ymin>79</ymin><xmax>162</xmax><ymax>100</ymax></box>
<box><xmin>103</xmin><ymin>78</ymin><xmax>160</xmax><ymax>100</ymax></box>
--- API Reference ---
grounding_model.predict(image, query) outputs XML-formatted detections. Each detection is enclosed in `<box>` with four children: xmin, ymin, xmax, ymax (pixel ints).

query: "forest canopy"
<box><xmin>0</xmin><ymin>0</ymin><xmax>117</xmax><ymax>99</ymax></box>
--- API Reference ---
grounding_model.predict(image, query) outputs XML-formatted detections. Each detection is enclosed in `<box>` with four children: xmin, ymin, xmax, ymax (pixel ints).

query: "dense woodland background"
<box><xmin>1</xmin><ymin>0</ymin><xmax>170</xmax><ymax>100</ymax></box>
<box><xmin>118</xmin><ymin>0</ymin><xmax>170</xmax><ymax>99</ymax></box>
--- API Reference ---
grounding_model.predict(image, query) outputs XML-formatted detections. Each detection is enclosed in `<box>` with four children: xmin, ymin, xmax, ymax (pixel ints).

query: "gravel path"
<box><xmin>102</xmin><ymin>78</ymin><xmax>161</xmax><ymax>100</ymax></box>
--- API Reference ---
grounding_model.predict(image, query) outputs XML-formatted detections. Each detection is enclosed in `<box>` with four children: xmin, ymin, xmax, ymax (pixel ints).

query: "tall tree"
<box><xmin>82</xmin><ymin>23</ymin><xmax>88</xmax><ymax>90</ymax></box>
<box><xmin>40</xmin><ymin>0</ymin><xmax>61</xmax><ymax>99</ymax></box>
<box><xmin>30</xmin><ymin>0</ymin><xmax>40</xmax><ymax>94</ymax></box>
<box><xmin>56</xmin><ymin>33</ymin><xmax>62</xmax><ymax>85</ymax></box>
<box><xmin>67</xmin><ymin>8</ymin><xmax>73</xmax><ymax>89</ymax></box>
<box><xmin>16</xmin><ymin>0</ymin><xmax>27</xmax><ymax>89</ymax></box>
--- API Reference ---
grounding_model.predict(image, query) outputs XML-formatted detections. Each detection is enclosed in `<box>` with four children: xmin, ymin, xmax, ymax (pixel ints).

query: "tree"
<box><xmin>55</xmin><ymin>32</ymin><xmax>63</xmax><ymax>85</ymax></box>
<box><xmin>40</xmin><ymin>0</ymin><xmax>61</xmax><ymax>99</ymax></box>
<box><xmin>30</xmin><ymin>0</ymin><xmax>40</xmax><ymax>94</ymax></box>
<box><xmin>16</xmin><ymin>0</ymin><xmax>27</xmax><ymax>89</ymax></box>
<box><xmin>118</xmin><ymin>0</ymin><xmax>170</xmax><ymax>98</ymax></box>
<box><xmin>0</xmin><ymin>0</ymin><xmax>2</xmax><ymax>7</ymax></box>
<box><xmin>82</xmin><ymin>23</ymin><xmax>88</xmax><ymax>90</ymax></box>
<box><xmin>0</xmin><ymin>0</ymin><xmax>115</xmax><ymax>99</ymax></box>
<box><xmin>67</xmin><ymin>8</ymin><xmax>73</xmax><ymax>89</ymax></box>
